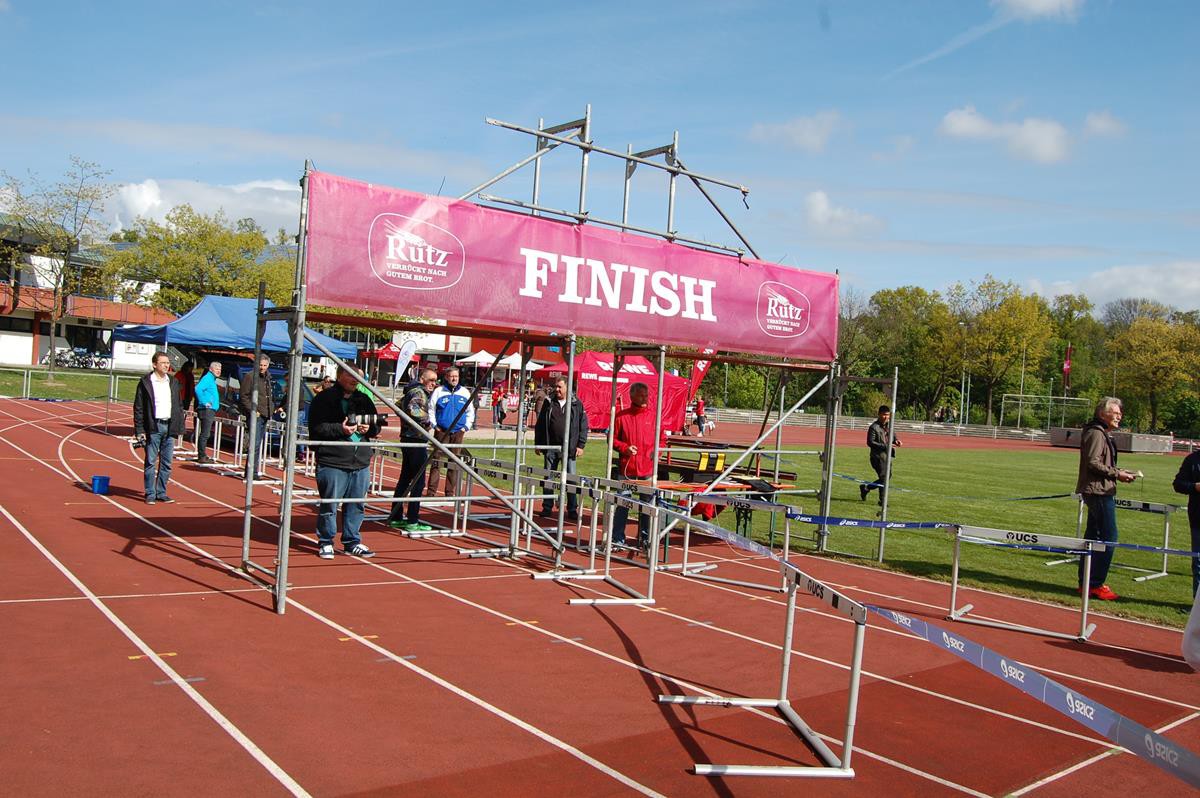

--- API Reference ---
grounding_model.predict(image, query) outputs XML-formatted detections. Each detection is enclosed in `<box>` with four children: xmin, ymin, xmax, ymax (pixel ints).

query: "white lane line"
<box><xmin>1008</xmin><ymin>711</ymin><xmax>1200</xmax><ymax>795</ymax></box>
<box><xmin>2</xmin><ymin>416</ymin><xmax>667</xmax><ymax>797</ymax></box>
<box><xmin>20</xmin><ymin>412</ymin><xmax>987</xmax><ymax>796</ymax></box>
<box><xmin>0</xmin><ymin>503</ymin><xmax>310</xmax><ymax>798</ymax></box>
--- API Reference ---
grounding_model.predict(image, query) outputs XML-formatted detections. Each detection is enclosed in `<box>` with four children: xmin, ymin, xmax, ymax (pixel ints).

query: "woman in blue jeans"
<box><xmin>1074</xmin><ymin>397</ymin><xmax>1138</xmax><ymax>601</ymax></box>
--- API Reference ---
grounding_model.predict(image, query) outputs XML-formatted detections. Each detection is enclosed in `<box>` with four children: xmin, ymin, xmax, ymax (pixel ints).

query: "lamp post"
<box><xmin>957</xmin><ymin>321</ymin><xmax>967</xmax><ymax>425</ymax></box>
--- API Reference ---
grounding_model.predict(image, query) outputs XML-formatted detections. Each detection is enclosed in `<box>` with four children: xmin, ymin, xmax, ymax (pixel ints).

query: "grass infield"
<box><xmin>567</xmin><ymin>442</ymin><xmax>1195</xmax><ymax>628</ymax></box>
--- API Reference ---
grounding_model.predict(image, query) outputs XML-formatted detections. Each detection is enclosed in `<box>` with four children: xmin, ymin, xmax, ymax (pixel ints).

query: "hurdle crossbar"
<box><xmin>950</xmin><ymin>525</ymin><xmax>1106</xmax><ymax>642</ymax></box>
<box><xmin>1046</xmin><ymin>495</ymin><xmax>1180</xmax><ymax>582</ymax></box>
<box><xmin>659</xmin><ymin>559</ymin><xmax>866</xmax><ymax>778</ymax></box>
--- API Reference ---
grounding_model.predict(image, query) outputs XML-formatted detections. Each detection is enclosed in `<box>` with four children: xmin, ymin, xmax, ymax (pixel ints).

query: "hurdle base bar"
<box><xmin>681</xmin><ymin>570</ymin><xmax>786</xmax><ymax>593</ymax></box>
<box><xmin>531</xmin><ymin>567</ymin><xmax>595</xmax><ymax>580</ymax></box>
<box><xmin>948</xmin><ymin>603</ymin><xmax>1097</xmax><ymax>643</ymax></box>
<box><xmin>567</xmin><ymin>574</ymin><xmax>653</xmax><ymax>605</ymax></box>
<box><xmin>404</xmin><ymin>529</ymin><xmax>467</xmax><ymax>539</ymax></box>
<box><xmin>659</xmin><ymin>696</ymin><xmax>849</xmax><ymax>777</ymax></box>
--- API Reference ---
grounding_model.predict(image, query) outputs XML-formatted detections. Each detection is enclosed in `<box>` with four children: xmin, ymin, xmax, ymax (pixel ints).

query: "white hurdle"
<box><xmin>949</xmin><ymin>525</ymin><xmax>1107</xmax><ymax>641</ymax></box>
<box><xmin>1045</xmin><ymin>496</ymin><xmax>1180</xmax><ymax>582</ymax></box>
<box><xmin>659</xmin><ymin>559</ymin><xmax>866</xmax><ymax>779</ymax></box>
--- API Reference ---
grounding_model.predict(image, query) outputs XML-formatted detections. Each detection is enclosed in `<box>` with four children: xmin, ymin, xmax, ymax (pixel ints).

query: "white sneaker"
<box><xmin>317</xmin><ymin>544</ymin><xmax>335</xmax><ymax>560</ymax></box>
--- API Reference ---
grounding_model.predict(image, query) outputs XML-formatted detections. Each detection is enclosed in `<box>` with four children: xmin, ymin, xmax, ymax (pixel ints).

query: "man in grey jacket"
<box><xmin>1076</xmin><ymin>397</ymin><xmax>1138</xmax><ymax>601</ymax></box>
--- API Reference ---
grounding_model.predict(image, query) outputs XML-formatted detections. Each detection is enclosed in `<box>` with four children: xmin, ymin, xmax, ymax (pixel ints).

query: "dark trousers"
<box><xmin>610</xmin><ymin>477</ymin><xmax>651</xmax><ymax>545</ymax></box>
<box><xmin>389</xmin><ymin>445</ymin><xmax>430</xmax><ymax>524</ymax></box>
<box><xmin>244</xmin><ymin>414</ymin><xmax>268</xmax><ymax>477</ymax></box>
<box><xmin>1079</xmin><ymin>494</ymin><xmax>1119</xmax><ymax>588</ymax></box>
<box><xmin>426</xmin><ymin>429</ymin><xmax>465</xmax><ymax>496</ymax></box>
<box><xmin>542</xmin><ymin>450</ymin><xmax>577</xmax><ymax>515</ymax></box>
<box><xmin>864</xmin><ymin>452</ymin><xmax>888</xmax><ymax>504</ymax></box>
<box><xmin>1190</xmin><ymin>518</ymin><xmax>1199</xmax><ymax>597</ymax></box>
<box><xmin>196</xmin><ymin>407</ymin><xmax>216</xmax><ymax>458</ymax></box>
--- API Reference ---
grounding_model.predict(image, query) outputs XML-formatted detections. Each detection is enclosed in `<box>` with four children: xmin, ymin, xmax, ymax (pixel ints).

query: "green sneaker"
<box><xmin>410</xmin><ymin>521</ymin><xmax>434</xmax><ymax>532</ymax></box>
<box><xmin>387</xmin><ymin>519</ymin><xmax>406</xmax><ymax>529</ymax></box>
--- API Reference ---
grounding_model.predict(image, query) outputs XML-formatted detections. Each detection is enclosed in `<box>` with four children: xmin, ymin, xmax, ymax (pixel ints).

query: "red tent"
<box><xmin>363</xmin><ymin>341</ymin><xmax>404</xmax><ymax>360</ymax></box>
<box><xmin>534</xmin><ymin>351</ymin><xmax>688</xmax><ymax>432</ymax></box>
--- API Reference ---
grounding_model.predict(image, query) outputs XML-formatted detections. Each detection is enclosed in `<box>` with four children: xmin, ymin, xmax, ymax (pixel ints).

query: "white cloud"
<box><xmin>0</xmin><ymin>1</ymin><xmax>10</xmax><ymax>12</ymax></box>
<box><xmin>803</xmin><ymin>190</ymin><xmax>882</xmax><ymax>237</ymax></box>
<box><xmin>1084</xmin><ymin>110</ymin><xmax>1127</xmax><ymax>137</ymax></box>
<box><xmin>113</xmin><ymin>178</ymin><xmax>302</xmax><ymax>234</ymax></box>
<box><xmin>992</xmin><ymin>0</ymin><xmax>1084</xmax><ymax>21</ymax></box>
<box><xmin>749</xmin><ymin>111</ymin><xmax>841</xmax><ymax>153</ymax></box>
<box><xmin>940</xmin><ymin>105</ymin><xmax>1070</xmax><ymax>163</ymax></box>
<box><xmin>1029</xmin><ymin>261</ymin><xmax>1200</xmax><ymax>310</ymax></box>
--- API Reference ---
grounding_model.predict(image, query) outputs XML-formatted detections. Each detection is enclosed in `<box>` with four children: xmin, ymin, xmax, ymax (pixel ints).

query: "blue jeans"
<box><xmin>316</xmin><ymin>465</ymin><xmax>370</xmax><ymax>548</ymax></box>
<box><xmin>143</xmin><ymin>420</ymin><xmax>175</xmax><ymax>499</ymax></box>
<box><xmin>542</xmin><ymin>451</ymin><xmax>578</xmax><ymax>514</ymax></box>
<box><xmin>1079</xmin><ymin>494</ymin><xmax>1118</xmax><ymax>588</ymax></box>
<box><xmin>610</xmin><ymin>480</ymin><xmax>651</xmax><ymax>546</ymax></box>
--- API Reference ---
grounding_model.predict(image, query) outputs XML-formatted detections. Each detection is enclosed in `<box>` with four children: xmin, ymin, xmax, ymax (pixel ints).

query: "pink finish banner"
<box><xmin>305</xmin><ymin>170</ymin><xmax>838</xmax><ymax>360</ymax></box>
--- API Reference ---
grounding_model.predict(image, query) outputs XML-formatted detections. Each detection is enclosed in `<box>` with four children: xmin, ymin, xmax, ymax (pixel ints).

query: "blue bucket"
<box><xmin>91</xmin><ymin>476</ymin><xmax>110</xmax><ymax>495</ymax></box>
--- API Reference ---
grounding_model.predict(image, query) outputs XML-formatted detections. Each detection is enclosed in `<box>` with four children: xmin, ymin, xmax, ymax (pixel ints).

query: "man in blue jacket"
<box><xmin>308</xmin><ymin>365</ymin><xmax>383</xmax><ymax>560</ymax></box>
<box><xmin>426</xmin><ymin>367</ymin><xmax>474</xmax><ymax>497</ymax></box>
<box><xmin>1173</xmin><ymin>448</ymin><xmax>1200</xmax><ymax>597</ymax></box>
<box><xmin>193</xmin><ymin>361</ymin><xmax>222</xmax><ymax>463</ymax></box>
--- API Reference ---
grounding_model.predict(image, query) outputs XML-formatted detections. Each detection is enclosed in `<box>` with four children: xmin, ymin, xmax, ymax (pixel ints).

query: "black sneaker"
<box><xmin>859</xmin><ymin>484</ymin><xmax>869</xmax><ymax>501</ymax></box>
<box><xmin>158</xmin><ymin>496</ymin><xmax>175</xmax><ymax>504</ymax></box>
<box><xmin>344</xmin><ymin>543</ymin><xmax>376</xmax><ymax>558</ymax></box>
<box><xmin>145</xmin><ymin>497</ymin><xmax>156</xmax><ymax>505</ymax></box>
<box><xmin>317</xmin><ymin>544</ymin><xmax>335</xmax><ymax>560</ymax></box>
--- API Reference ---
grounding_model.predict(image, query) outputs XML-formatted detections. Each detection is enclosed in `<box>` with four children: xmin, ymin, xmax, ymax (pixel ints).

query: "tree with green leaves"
<box><xmin>950</xmin><ymin>276</ymin><xmax>1053</xmax><ymax>425</ymax></box>
<box><xmin>1107</xmin><ymin>317</ymin><xmax>1194</xmax><ymax>431</ymax></box>
<box><xmin>108</xmin><ymin>205</ymin><xmax>293</xmax><ymax>314</ymax></box>
<box><xmin>864</xmin><ymin>286</ymin><xmax>960</xmax><ymax>420</ymax></box>
<box><xmin>1</xmin><ymin>157</ymin><xmax>116</xmax><ymax>378</ymax></box>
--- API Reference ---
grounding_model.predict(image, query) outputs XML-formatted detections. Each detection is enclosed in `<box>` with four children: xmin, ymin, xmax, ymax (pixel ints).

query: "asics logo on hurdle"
<box><xmin>1064</xmin><ymin>692</ymin><xmax>1097</xmax><ymax>720</ymax></box>
<box><xmin>1145</xmin><ymin>733</ymin><xmax>1181</xmax><ymax>767</ymax></box>
<box><xmin>837</xmin><ymin>519</ymin><xmax>860</xmax><ymax>527</ymax></box>
<box><xmin>940</xmin><ymin>631</ymin><xmax>966</xmax><ymax>653</ymax></box>
<box><xmin>998</xmin><ymin>659</ymin><xmax>1026</xmax><ymax>684</ymax></box>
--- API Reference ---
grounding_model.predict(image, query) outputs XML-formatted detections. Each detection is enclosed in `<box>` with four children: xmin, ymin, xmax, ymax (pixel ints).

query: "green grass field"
<box><xmin>556</xmin><ymin>440</ymin><xmax>1195</xmax><ymax>628</ymax></box>
<box><xmin>0</xmin><ymin>368</ymin><xmax>138</xmax><ymax>402</ymax></box>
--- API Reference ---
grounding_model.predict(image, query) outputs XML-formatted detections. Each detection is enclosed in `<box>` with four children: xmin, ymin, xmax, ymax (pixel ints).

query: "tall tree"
<box><xmin>1</xmin><ymin>157</ymin><xmax>115</xmax><ymax>377</ymax></box>
<box><xmin>108</xmin><ymin>205</ymin><xmax>291</xmax><ymax>313</ymax></box>
<box><xmin>864</xmin><ymin>286</ymin><xmax>959</xmax><ymax>419</ymax></box>
<box><xmin>1107</xmin><ymin>318</ymin><xmax>1192</xmax><ymax>430</ymax></box>
<box><xmin>1102</xmin><ymin>297</ymin><xmax>1172</xmax><ymax>330</ymax></box>
<box><xmin>950</xmin><ymin>277</ymin><xmax>1053</xmax><ymax>425</ymax></box>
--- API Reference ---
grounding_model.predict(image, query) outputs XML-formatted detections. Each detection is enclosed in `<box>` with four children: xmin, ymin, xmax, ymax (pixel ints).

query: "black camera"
<box><xmin>133</xmin><ymin>435</ymin><xmax>147</xmax><ymax>449</ymax></box>
<box><xmin>347</xmin><ymin>413</ymin><xmax>388</xmax><ymax>427</ymax></box>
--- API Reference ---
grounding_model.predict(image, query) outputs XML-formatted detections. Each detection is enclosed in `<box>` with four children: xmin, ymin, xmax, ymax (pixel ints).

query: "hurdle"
<box><xmin>949</xmin><ymin>525</ymin><xmax>1107</xmax><ymax>641</ymax></box>
<box><xmin>659</xmin><ymin>559</ymin><xmax>866</xmax><ymax>779</ymax></box>
<box><xmin>665</xmin><ymin>493</ymin><xmax>793</xmax><ymax>592</ymax></box>
<box><xmin>1045</xmin><ymin>495</ymin><xmax>1180</xmax><ymax>581</ymax></box>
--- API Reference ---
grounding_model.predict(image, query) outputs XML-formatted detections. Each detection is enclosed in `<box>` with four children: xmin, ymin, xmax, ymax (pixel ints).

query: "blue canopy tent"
<box><xmin>112</xmin><ymin>295</ymin><xmax>357</xmax><ymax>359</ymax></box>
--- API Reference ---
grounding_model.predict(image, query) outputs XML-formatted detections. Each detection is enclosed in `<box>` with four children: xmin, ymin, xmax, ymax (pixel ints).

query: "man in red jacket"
<box><xmin>610</xmin><ymin>382</ymin><xmax>665</xmax><ymax>546</ymax></box>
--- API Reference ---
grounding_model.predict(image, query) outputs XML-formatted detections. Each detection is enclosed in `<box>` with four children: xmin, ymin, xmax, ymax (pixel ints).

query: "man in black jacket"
<box><xmin>862</xmin><ymin>405</ymin><xmax>902</xmax><ymax>505</ymax></box>
<box><xmin>1174</xmin><ymin>448</ymin><xmax>1200</xmax><ymax>597</ymax></box>
<box><xmin>239</xmin><ymin>354</ymin><xmax>275</xmax><ymax>480</ymax></box>
<box><xmin>133</xmin><ymin>351</ymin><xmax>185</xmax><ymax>504</ymax></box>
<box><xmin>308</xmin><ymin>365</ymin><xmax>382</xmax><ymax>559</ymax></box>
<box><xmin>534</xmin><ymin>376</ymin><xmax>588</xmax><ymax>522</ymax></box>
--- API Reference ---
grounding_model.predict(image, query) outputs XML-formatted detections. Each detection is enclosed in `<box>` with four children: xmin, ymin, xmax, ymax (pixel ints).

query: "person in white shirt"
<box><xmin>132</xmin><ymin>351</ymin><xmax>185</xmax><ymax>504</ymax></box>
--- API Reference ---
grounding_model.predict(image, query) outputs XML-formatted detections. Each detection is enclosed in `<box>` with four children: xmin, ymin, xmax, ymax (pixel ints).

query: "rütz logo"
<box><xmin>1005</xmin><ymin>531</ymin><xmax>1039</xmax><ymax>545</ymax></box>
<box><xmin>889</xmin><ymin>611</ymin><xmax>913</xmax><ymax>628</ymax></box>
<box><xmin>941</xmin><ymin>631</ymin><xmax>966</xmax><ymax>653</ymax></box>
<box><xmin>1144</xmin><ymin>733</ymin><xmax>1180</xmax><ymax>767</ymax></box>
<box><xmin>756</xmin><ymin>282</ymin><xmax>811</xmax><ymax>339</ymax></box>
<box><xmin>1064</xmin><ymin>692</ymin><xmax>1096</xmax><ymax>720</ymax></box>
<box><xmin>368</xmin><ymin>213</ymin><xmax>465</xmax><ymax>291</ymax></box>
<box><xmin>999</xmin><ymin>659</ymin><xmax>1026</xmax><ymax>684</ymax></box>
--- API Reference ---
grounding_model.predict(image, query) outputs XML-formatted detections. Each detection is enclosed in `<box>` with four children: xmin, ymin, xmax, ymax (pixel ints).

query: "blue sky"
<box><xmin>2</xmin><ymin>0</ymin><xmax>1196</xmax><ymax>311</ymax></box>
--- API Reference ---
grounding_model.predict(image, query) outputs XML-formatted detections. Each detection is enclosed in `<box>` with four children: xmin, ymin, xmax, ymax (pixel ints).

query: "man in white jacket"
<box><xmin>426</xmin><ymin>367</ymin><xmax>474</xmax><ymax>497</ymax></box>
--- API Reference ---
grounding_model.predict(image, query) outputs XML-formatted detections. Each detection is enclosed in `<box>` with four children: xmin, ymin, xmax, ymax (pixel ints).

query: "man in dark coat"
<box><xmin>534</xmin><ymin>376</ymin><xmax>588</xmax><ymax>521</ymax></box>
<box><xmin>862</xmin><ymin>405</ymin><xmax>902</xmax><ymax>505</ymax></box>
<box><xmin>1076</xmin><ymin>397</ymin><xmax>1138</xmax><ymax>601</ymax></box>
<box><xmin>132</xmin><ymin>351</ymin><xmax>185</xmax><ymax>504</ymax></box>
<box><xmin>1173</xmin><ymin>447</ymin><xmax>1200</xmax><ymax>597</ymax></box>
<box><xmin>238</xmin><ymin>354</ymin><xmax>275</xmax><ymax>479</ymax></box>
<box><xmin>308</xmin><ymin>365</ymin><xmax>383</xmax><ymax>559</ymax></box>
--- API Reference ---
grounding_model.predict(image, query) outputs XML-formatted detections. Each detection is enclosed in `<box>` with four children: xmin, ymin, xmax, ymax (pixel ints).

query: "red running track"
<box><xmin>0</xmin><ymin>398</ymin><xmax>1196</xmax><ymax>797</ymax></box>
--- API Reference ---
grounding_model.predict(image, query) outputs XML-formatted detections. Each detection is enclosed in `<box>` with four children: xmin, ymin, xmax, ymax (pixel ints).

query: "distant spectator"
<box><xmin>862</xmin><ymin>405</ymin><xmax>901</xmax><ymax>505</ymax></box>
<box><xmin>388</xmin><ymin>368</ymin><xmax>438</xmax><ymax>532</ymax></box>
<box><xmin>193</xmin><ymin>361</ymin><xmax>221</xmax><ymax>463</ymax></box>
<box><xmin>534</xmin><ymin>377</ymin><xmax>588</xmax><ymax>522</ymax></box>
<box><xmin>610</xmin><ymin>382</ymin><xmax>665</xmax><ymax>548</ymax></box>
<box><xmin>492</xmin><ymin>385</ymin><xmax>508</xmax><ymax>427</ymax></box>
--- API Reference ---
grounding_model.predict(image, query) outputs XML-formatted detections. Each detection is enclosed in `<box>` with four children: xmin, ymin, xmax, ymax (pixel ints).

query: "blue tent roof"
<box><xmin>113</xmin><ymin>295</ymin><xmax>358</xmax><ymax>359</ymax></box>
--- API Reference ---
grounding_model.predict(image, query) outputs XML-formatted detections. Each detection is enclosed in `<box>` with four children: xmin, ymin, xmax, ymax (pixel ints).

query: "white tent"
<box><xmin>455</xmin><ymin>350</ymin><xmax>542</xmax><ymax>370</ymax></box>
<box><xmin>455</xmin><ymin>349</ymin><xmax>497</xmax><ymax>365</ymax></box>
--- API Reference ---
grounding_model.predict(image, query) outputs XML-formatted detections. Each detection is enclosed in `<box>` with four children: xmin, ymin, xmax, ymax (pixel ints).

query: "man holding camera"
<box><xmin>133</xmin><ymin>351</ymin><xmax>184</xmax><ymax>504</ymax></box>
<box><xmin>239</xmin><ymin>354</ymin><xmax>276</xmax><ymax>480</ymax></box>
<box><xmin>309</xmin><ymin>365</ymin><xmax>383</xmax><ymax>559</ymax></box>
